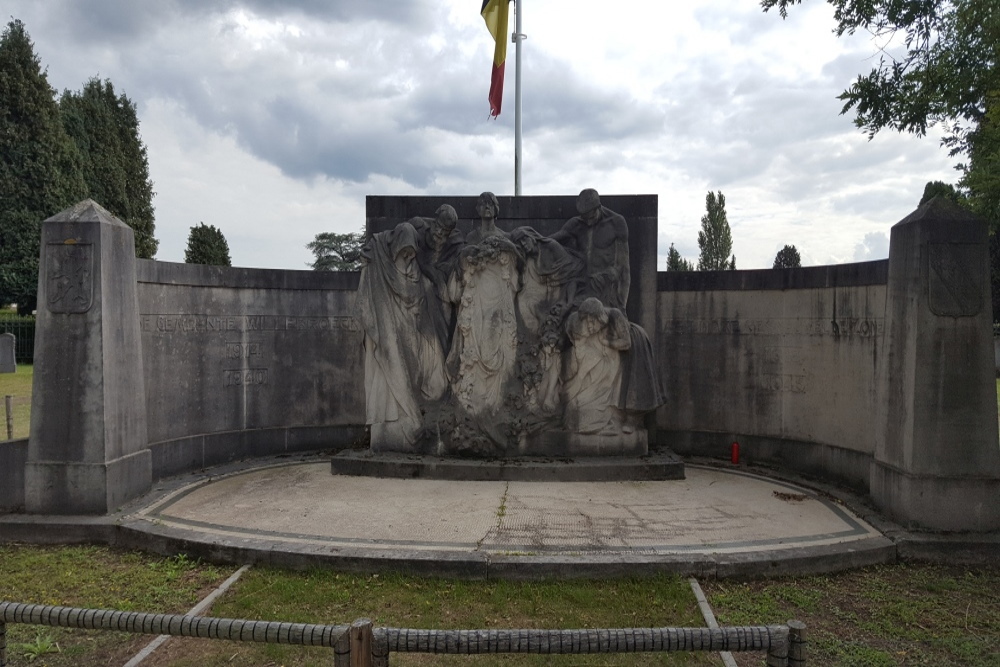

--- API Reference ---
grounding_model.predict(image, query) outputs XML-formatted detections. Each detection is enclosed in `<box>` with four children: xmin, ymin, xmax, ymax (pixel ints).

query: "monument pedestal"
<box><xmin>872</xmin><ymin>198</ymin><xmax>1000</xmax><ymax>531</ymax></box>
<box><xmin>870</xmin><ymin>462</ymin><xmax>1000</xmax><ymax>532</ymax></box>
<box><xmin>25</xmin><ymin>200</ymin><xmax>151</xmax><ymax>515</ymax></box>
<box><xmin>25</xmin><ymin>451</ymin><xmax>152</xmax><ymax>515</ymax></box>
<box><xmin>519</xmin><ymin>429</ymin><xmax>648</xmax><ymax>457</ymax></box>
<box><xmin>331</xmin><ymin>448</ymin><xmax>684</xmax><ymax>482</ymax></box>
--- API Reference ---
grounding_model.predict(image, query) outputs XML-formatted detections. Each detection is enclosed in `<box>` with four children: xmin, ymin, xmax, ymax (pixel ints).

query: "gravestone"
<box><xmin>0</xmin><ymin>333</ymin><xmax>14</xmax><ymax>373</ymax></box>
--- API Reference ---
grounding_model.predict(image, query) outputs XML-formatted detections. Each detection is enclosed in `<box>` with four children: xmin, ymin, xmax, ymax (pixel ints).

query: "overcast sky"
<box><xmin>8</xmin><ymin>0</ymin><xmax>958</xmax><ymax>270</ymax></box>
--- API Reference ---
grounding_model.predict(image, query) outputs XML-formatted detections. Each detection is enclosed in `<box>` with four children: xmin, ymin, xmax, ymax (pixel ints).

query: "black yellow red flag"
<box><xmin>481</xmin><ymin>0</ymin><xmax>510</xmax><ymax>117</ymax></box>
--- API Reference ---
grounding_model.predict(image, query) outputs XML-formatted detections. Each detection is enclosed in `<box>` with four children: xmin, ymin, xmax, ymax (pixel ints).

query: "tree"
<box><xmin>0</xmin><ymin>19</ymin><xmax>87</xmax><ymax>313</ymax></box>
<box><xmin>773</xmin><ymin>244</ymin><xmax>802</xmax><ymax>268</ymax></box>
<box><xmin>185</xmin><ymin>223</ymin><xmax>231</xmax><ymax>266</ymax></box>
<box><xmin>919</xmin><ymin>180</ymin><xmax>965</xmax><ymax>206</ymax></box>
<box><xmin>60</xmin><ymin>78</ymin><xmax>158</xmax><ymax>258</ymax></box>
<box><xmin>665</xmin><ymin>243</ymin><xmax>694</xmax><ymax>271</ymax></box>
<box><xmin>697</xmin><ymin>191</ymin><xmax>735</xmax><ymax>271</ymax></box>
<box><xmin>307</xmin><ymin>229</ymin><xmax>365</xmax><ymax>271</ymax></box>
<box><xmin>762</xmin><ymin>1</ymin><xmax>1000</xmax><ymax>226</ymax></box>
<box><xmin>962</xmin><ymin>102</ymin><xmax>1000</xmax><ymax>225</ymax></box>
<box><xmin>761</xmin><ymin>1</ymin><xmax>994</xmax><ymax>149</ymax></box>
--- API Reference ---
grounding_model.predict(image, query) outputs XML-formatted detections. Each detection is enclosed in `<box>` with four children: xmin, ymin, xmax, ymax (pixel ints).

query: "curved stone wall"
<box><xmin>655</xmin><ymin>261</ymin><xmax>888</xmax><ymax>489</ymax></box>
<box><xmin>136</xmin><ymin>260</ymin><xmax>365</xmax><ymax>479</ymax></box>
<box><xmin>12</xmin><ymin>196</ymin><xmax>998</xmax><ymax>531</ymax></box>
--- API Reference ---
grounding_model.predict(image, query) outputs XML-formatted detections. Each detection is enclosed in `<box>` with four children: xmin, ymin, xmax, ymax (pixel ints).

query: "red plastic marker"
<box><xmin>731</xmin><ymin>441</ymin><xmax>740</xmax><ymax>464</ymax></box>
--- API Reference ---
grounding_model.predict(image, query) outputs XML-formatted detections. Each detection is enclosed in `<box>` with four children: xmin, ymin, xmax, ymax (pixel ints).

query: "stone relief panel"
<box><xmin>46</xmin><ymin>242</ymin><xmax>93</xmax><ymax>314</ymax></box>
<box><xmin>927</xmin><ymin>243</ymin><xmax>983</xmax><ymax>318</ymax></box>
<box><xmin>358</xmin><ymin>190</ymin><xmax>666</xmax><ymax>458</ymax></box>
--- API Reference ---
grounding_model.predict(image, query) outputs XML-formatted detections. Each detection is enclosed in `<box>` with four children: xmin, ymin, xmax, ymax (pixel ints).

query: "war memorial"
<box><xmin>0</xmin><ymin>190</ymin><xmax>998</xmax><ymax>577</ymax></box>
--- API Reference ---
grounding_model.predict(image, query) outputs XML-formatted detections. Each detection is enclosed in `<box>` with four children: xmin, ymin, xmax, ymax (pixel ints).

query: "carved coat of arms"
<box><xmin>927</xmin><ymin>243</ymin><xmax>983</xmax><ymax>318</ymax></box>
<box><xmin>46</xmin><ymin>242</ymin><xmax>93</xmax><ymax>314</ymax></box>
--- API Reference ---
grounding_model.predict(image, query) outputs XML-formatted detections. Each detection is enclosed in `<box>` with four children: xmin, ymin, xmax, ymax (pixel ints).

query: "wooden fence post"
<box><xmin>788</xmin><ymin>619</ymin><xmax>806</xmax><ymax>666</ymax></box>
<box><xmin>350</xmin><ymin>618</ymin><xmax>373</xmax><ymax>667</ymax></box>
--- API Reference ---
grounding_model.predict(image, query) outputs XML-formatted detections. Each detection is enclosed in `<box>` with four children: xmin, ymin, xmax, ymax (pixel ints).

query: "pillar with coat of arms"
<box><xmin>25</xmin><ymin>199</ymin><xmax>151</xmax><ymax>514</ymax></box>
<box><xmin>872</xmin><ymin>196</ymin><xmax>1000</xmax><ymax>531</ymax></box>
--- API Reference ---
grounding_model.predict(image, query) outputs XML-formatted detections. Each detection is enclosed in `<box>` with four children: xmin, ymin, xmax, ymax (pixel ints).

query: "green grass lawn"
<box><xmin>0</xmin><ymin>546</ymin><xmax>713</xmax><ymax>666</ymax></box>
<box><xmin>2</xmin><ymin>546</ymin><xmax>999</xmax><ymax>666</ymax></box>
<box><xmin>0</xmin><ymin>544</ymin><xmax>230</xmax><ymax>666</ymax></box>
<box><xmin>0</xmin><ymin>363</ymin><xmax>31</xmax><ymax>440</ymax></box>
<box><xmin>705</xmin><ymin>563</ymin><xmax>1000</xmax><ymax>666</ymax></box>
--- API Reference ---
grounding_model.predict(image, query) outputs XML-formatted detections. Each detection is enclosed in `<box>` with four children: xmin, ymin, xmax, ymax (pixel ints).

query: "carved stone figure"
<box><xmin>563</xmin><ymin>298</ymin><xmax>631</xmax><ymax>434</ymax></box>
<box><xmin>445</xmin><ymin>193</ymin><xmax>522</xmax><ymax>450</ymax></box>
<box><xmin>358</xmin><ymin>189</ymin><xmax>664</xmax><ymax>458</ymax></box>
<box><xmin>406</xmin><ymin>204</ymin><xmax>464</xmax><ymax>352</ymax></box>
<box><xmin>551</xmin><ymin>188</ymin><xmax>631</xmax><ymax>310</ymax></box>
<box><xmin>357</xmin><ymin>222</ymin><xmax>448</xmax><ymax>451</ymax></box>
<box><xmin>511</xmin><ymin>226</ymin><xmax>582</xmax><ymax>413</ymax></box>
<box><xmin>465</xmin><ymin>191</ymin><xmax>505</xmax><ymax>244</ymax></box>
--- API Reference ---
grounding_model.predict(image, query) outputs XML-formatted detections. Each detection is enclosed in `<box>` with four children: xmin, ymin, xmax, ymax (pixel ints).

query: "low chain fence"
<box><xmin>0</xmin><ymin>600</ymin><xmax>806</xmax><ymax>665</ymax></box>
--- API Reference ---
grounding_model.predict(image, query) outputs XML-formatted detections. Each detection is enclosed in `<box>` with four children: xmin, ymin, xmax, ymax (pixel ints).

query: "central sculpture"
<box><xmin>355</xmin><ymin>190</ymin><xmax>665</xmax><ymax>458</ymax></box>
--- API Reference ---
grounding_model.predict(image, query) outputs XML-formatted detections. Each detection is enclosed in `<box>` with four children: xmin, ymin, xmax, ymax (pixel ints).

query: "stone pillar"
<box><xmin>25</xmin><ymin>200</ymin><xmax>151</xmax><ymax>514</ymax></box>
<box><xmin>871</xmin><ymin>197</ymin><xmax>1000</xmax><ymax>531</ymax></box>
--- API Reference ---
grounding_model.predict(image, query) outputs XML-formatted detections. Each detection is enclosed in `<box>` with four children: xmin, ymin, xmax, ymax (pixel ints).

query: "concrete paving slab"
<box><xmin>118</xmin><ymin>460</ymin><xmax>892</xmax><ymax>577</ymax></box>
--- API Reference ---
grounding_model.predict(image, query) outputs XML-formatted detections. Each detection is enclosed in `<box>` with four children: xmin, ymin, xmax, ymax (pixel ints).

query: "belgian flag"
<box><xmin>481</xmin><ymin>0</ymin><xmax>511</xmax><ymax>117</ymax></box>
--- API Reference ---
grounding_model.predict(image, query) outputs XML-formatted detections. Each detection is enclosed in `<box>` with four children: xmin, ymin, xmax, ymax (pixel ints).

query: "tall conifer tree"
<box><xmin>61</xmin><ymin>78</ymin><xmax>158</xmax><ymax>258</ymax></box>
<box><xmin>696</xmin><ymin>191</ymin><xmax>735</xmax><ymax>271</ymax></box>
<box><xmin>0</xmin><ymin>19</ymin><xmax>87</xmax><ymax>313</ymax></box>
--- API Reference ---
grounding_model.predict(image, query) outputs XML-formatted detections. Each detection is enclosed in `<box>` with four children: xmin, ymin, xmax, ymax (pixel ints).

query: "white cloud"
<box><xmin>4</xmin><ymin>0</ymin><xmax>959</xmax><ymax>270</ymax></box>
<box><xmin>853</xmin><ymin>232</ymin><xmax>890</xmax><ymax>262</ymax></box>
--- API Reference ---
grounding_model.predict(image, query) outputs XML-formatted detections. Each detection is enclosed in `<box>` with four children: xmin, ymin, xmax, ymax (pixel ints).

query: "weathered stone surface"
<box><xmin>361</xmin><ymin>191</ymin><xmax>665</xmax><ymax>457</ymax></box>
<box><xmin>136</xmin><ymin>263</ymin><xmax>362</xmax><ymax>448</ymax></box>
<box><xmin>357</xmin><ymin>222</ymin><xmax>447</xmax><ymax>451</ymax></box>
<box><xmin>871</xmin><ymin>197</ymin><xmax>1000</xmax><ymax>531</ymax></box>
<box><xmin>26</xmin><ymin>200</ymin><xmax>151</xmax><ymax>514</ymax></box>
<box><xmin>0</xmin><ymin>333</ymin><xmax>15</xmax><ymax>373</ymax></box>
<box><xmin>330</xmin><ymin>449</ymin><xmax>682</xmax><ymax>481</ymax></box>
<box><xmin>656</xmin><ymin>263</ymin><xmax>888</xmax><ymax>482</ymax></box>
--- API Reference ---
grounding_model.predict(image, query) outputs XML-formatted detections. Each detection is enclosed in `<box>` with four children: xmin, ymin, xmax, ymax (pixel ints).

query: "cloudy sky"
<box><xmin>8</xmin><ymin>0</ymin><xmax>957</xmax><ymax>270</ymax></box>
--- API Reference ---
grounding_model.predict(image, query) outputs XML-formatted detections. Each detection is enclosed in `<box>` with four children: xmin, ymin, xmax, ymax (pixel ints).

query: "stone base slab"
<box><xmin>25</xmin><ymin>449</ymin><xmax>152</xmax><ymax>515</ymax></box>
<box><xmin>330</xmin><ymin>448</ymin><xmax>683</xmax><ymax>482</ymax></box>
<box><xmin>518</xmin><ymin>429</ymin><xmax>648</xmax><ymax>457</ymax></box>
<box><xmin>870</xmin><ymin>461</ymin><xmax>1000</xmax><ymax>532</ymax></box>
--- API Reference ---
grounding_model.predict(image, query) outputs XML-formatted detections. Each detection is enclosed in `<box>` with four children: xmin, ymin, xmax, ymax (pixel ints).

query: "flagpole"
<box><xmin>513</xmin><ymin>0</ymin><xmax>524</xmax><ymax>196</ymax></box>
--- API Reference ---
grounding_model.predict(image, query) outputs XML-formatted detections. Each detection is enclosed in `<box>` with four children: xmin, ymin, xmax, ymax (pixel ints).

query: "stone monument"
<box><xmin>356</xmin><ymin>189</ymin><xmax>666</xmax><ymax>459</ymax></box>
<box><xmin>25</xmin><ymin>200</ymin><xmax>151</xmax><ymax>514</ymax></box>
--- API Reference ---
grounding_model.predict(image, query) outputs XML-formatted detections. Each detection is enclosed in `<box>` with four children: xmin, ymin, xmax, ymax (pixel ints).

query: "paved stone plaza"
<box><xmin>114</xmin><ymin>459</ymin><xmax>892</xmax><ymax>577</ymax></box>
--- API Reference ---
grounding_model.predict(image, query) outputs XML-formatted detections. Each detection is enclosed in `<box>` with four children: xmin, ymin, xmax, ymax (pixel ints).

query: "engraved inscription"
<box><xmin>47</xmin><ymin>243</ymin><xmax>93</xmax><ymax>314</ymax></box>
<box><xmin>225</xmin><ymin>342</ymin><xmax>263</xmax><ymax>359</ymax></box>
<box><xmin>141</xmin><ymin>314</ymin><xmax>360</xmax><ymax>333</ymax></box>
<box><xmin>759</xmin><ymin>373</ymin><xmax>807</xmax><ymax>393</ymax></box>
<box><xmin>224</xmin><ymin>368</ymin><xmax>269</xmax><ymax>386</ymax></box>
<box><xmin>661</xmin><ymin>318</ymin><xmax>883</xmax><ymax>338</ymax></box>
